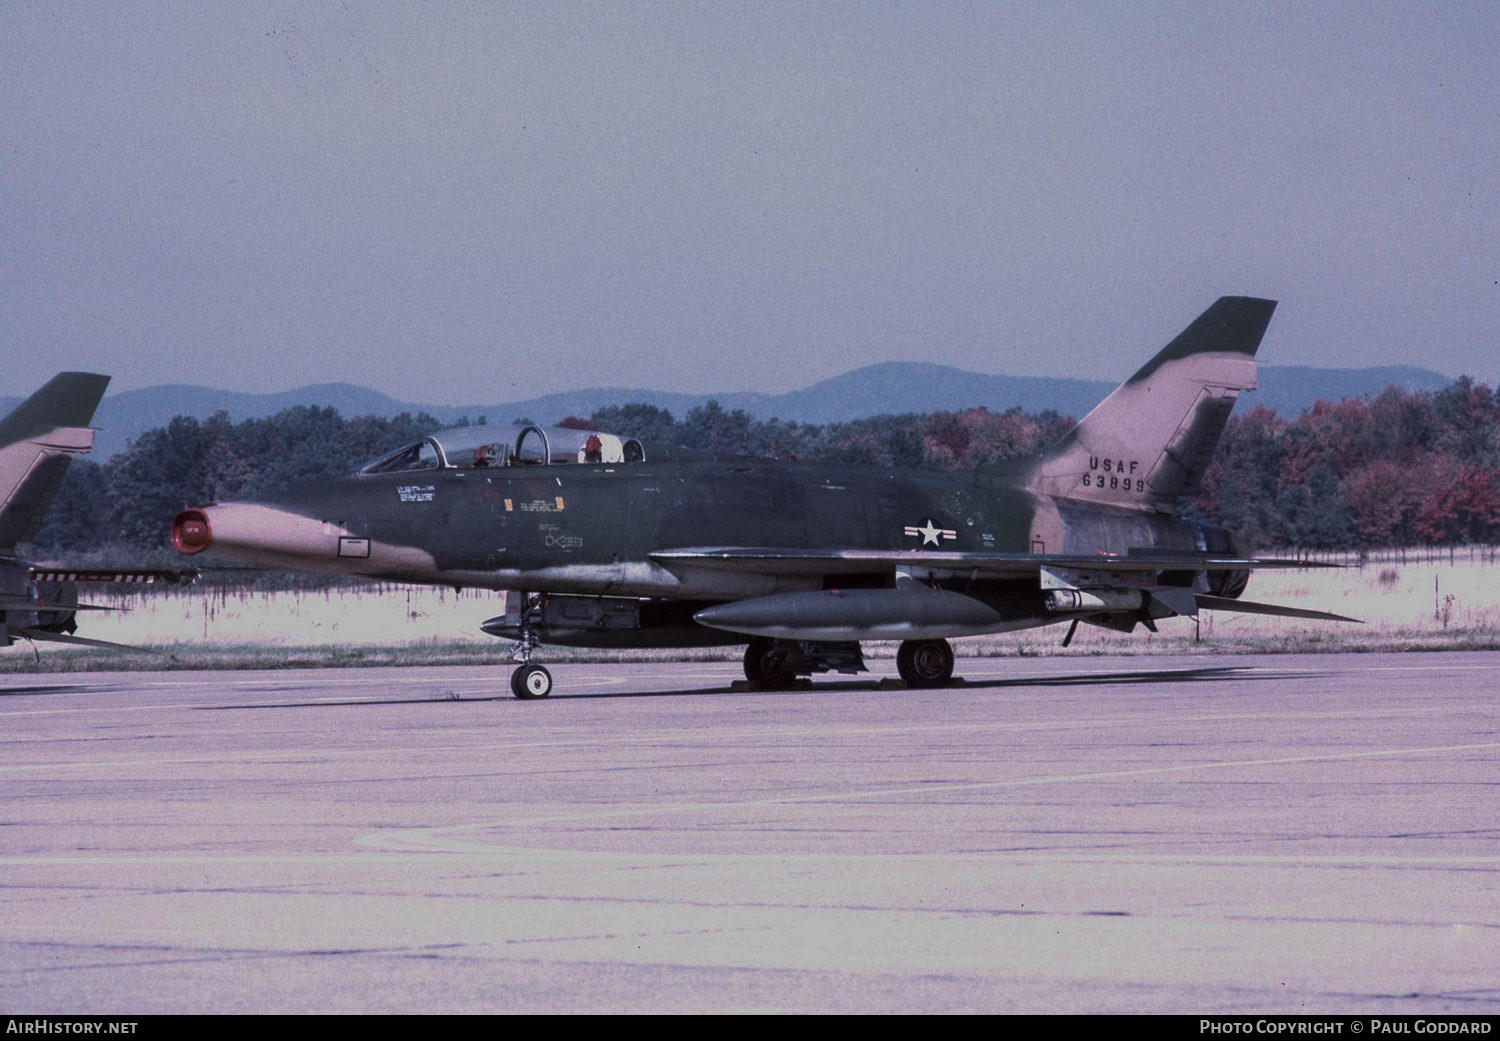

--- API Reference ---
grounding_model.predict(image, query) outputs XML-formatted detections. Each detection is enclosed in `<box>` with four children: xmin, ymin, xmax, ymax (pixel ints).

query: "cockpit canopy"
<box><xmin>358</xmin><ymin>424</ymin><xmax>646</xmax><ymax>476</ymax></box>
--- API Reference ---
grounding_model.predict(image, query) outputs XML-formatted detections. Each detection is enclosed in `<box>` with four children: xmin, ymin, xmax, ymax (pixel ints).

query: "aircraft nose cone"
<box><xmin>171</xmin><ymin>509</ymin><xmax>212</xmax><ymax>554</ymax></box>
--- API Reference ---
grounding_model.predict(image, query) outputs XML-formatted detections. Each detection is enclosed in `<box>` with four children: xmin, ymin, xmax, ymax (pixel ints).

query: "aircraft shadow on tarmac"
<box><xmin>963</xmin><ymin>665</ymin><xmax>1323</xmax><ymax>689</ymax></box>
<box><xmin>194</xmin><ymin>663</ymin><xmax>1319</xmax><ymax>710</ymax></box>
<box><xmin>571</xmin><ymin>664</ymin><xmax>1323</xmax><ymax>700</ymax></box>
<box><xmin>0</xmin><ymin>683</ymin><xmax>120</xmax><ymax>698</ymax></box>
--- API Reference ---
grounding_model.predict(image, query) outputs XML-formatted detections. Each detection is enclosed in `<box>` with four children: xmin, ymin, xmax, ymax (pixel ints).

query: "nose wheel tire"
<box><xmin>896</xmin><ymin>639</ymin><xmax>955</xmax><ymax>688</ymax></box>
<box><xmin>510</xmin><ymin>664</ymin><xmax>553</xmax><ymax>699</ymax></box>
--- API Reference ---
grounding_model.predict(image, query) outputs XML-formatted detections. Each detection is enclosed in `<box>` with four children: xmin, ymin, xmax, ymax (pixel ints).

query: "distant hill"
<box><xmin>1248</xmin><ymin>363</ymin><xmax>1453</xmax><ymax>417</ymax></box>
<box><xmin>0</xmin><ymin>362</ymin><xmax>1459</xmax><ymax>460</ymax></box>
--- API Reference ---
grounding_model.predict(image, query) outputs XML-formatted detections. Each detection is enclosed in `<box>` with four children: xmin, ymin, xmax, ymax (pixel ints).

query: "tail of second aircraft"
<box><xmin>0</xmin><ymin>372</ymin><xmax>110</xmax><ymax>550</ymax></box>
<box><xmin>1028</xmin><ymin>296</ymin><xmax>1275</xmax><ymax>515</ymax></box>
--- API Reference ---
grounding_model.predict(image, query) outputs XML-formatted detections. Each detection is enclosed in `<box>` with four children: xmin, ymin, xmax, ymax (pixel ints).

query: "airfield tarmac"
<box><xmin>1</xmin><ymin>652</ymin><xmax>1497</xmax><ymax>1015</ymax></box>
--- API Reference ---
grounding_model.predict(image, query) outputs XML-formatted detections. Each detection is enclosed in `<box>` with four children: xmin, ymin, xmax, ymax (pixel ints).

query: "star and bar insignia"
<box><xmin>903</xmin><ymin>519</ymin><xmax>957</xmax><ymax>547</ymax></box>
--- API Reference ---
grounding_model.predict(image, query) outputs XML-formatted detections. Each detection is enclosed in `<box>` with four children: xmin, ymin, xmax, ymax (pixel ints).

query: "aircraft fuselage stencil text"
<box><xmin>1080</xmin><ymin>457</ymin><xmax>1145</xmax><ymax>492</ymax></box>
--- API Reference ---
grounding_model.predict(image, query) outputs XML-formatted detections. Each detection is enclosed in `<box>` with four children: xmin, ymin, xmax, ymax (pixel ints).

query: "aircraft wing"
<box><xmin>27</xmin><ymin>566</ymin><xmax>199</xmax><ymax>586</ymax></box>
<box><xmin>2</xmin><ymin>566</ymin><xmax>199</xmax><ymax>653</ymax></box>
<box><xmin>2</xmin><ymin>567</ymin><xmax>199</xmax><ymax>613</ymax></box>
<box><xmin>656</xmin><ymin>547</ymin><xmax>1361</xmax><ymax>632</ymax></box>
<box><xmin>0</xmin><ymin>595</ymin><xmax>118</xmax><ymax>612</ymax></box>
<box><xmin>649</xmin><ymin>546</ymin><xmax>1335</xmax><ymax>576</ymax></box>
<box><xmin>1194</xmin><ymin>594</ymin><xmax>1362</xmax><ymax>623</ymax></box>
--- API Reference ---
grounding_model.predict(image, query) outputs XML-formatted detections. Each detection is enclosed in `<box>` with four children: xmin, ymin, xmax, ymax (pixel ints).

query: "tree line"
<box><xmin>1188</xmin><ymin>377</ymin><xmax>1500</xmax><ymax>548</ymax></box>
<box><xmin>19</xmin><ymin>376</ymin><xmax>1500</xmax><ymax>560</ymax></box>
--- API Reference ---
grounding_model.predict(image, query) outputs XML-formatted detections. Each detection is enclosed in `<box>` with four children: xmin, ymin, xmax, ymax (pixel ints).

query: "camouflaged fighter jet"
<box><xmin>1</xmin><ymin>373</ymin><xmax>197</xmax><ymax>651</ymax></box>
<box><xmin>172</xmin><ymin>297</ymin><xmax>1354</xmax><ymax>697</ymax></box>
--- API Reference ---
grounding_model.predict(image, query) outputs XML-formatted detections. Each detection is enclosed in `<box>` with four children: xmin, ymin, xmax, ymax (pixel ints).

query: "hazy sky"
<box><xmin>4</xmin><ymin>1</ymin><xmax>1497</xmax><ymax>404</ymax></box>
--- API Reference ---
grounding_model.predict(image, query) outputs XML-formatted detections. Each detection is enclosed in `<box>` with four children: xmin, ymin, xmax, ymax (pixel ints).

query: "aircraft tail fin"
<box><xmin>0</xmin><ymin>373</ymin><xmax>110</xmax><ymax>550</ymax></box>
<box><xmin>1031</xmin><ymin>297</ymin><xmax>1274</xmax><ymax>514</ymax></box>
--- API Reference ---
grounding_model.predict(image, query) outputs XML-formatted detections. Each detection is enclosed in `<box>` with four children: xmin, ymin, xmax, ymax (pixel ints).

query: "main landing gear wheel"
<box><xmin>510</xmin><ymin>664</ymin><xmax>553</xmax><ymax>700</ymax></box>
<box><xmin>896</xmin><ymin>639</ymin><xmax>955</xmax><ymax>688</ymax></box>
<box><xmin>743</xmin><ymin>637</ymin><xmax>798</xmax><ymax>688</ymax></box>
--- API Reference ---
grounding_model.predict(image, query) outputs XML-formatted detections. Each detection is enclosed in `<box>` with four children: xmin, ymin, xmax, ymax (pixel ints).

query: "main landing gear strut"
<box><xmin>505</xmin><ymin>607</ymin><xmax>958</xmax><ymax>698</ymax></box>
<box><xmin>741</xmin><ymin>636</ymin><xmax>956</xmax><ymax>689</ymax></box>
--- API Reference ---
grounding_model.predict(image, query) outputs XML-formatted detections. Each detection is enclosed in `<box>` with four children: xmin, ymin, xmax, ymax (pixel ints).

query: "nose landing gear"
<box><xmin>508</xmin><ymin>592</ymin><xmax>553</xmax><ymax>699</ymax></box>
<box><xmin>510</xmin><ymin>663</ymin><xmax>553</xmax><ymax>699</ymax></box>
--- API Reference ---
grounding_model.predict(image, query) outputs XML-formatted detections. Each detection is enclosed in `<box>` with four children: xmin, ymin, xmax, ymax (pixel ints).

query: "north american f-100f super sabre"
<box><xmin>172</xmin><ymin>297</ymin><xmax>1353</xmax><ymax>697</ymax></box>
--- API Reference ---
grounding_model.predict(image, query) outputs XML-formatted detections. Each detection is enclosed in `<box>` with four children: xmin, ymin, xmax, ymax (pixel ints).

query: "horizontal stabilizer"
<box><xmin>1195</xmin><ymin>594</ymin><xmax>1362</xmax><ymax>624</ymax></box>
<box><xmin>13</xmin><ymin>628</ymin><xmax>164</xmax><ymax>653</ymax></box>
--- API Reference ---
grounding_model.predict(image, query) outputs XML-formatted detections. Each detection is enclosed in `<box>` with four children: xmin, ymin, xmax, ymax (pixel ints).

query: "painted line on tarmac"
<box><xmin>360</xmin><ymin>739</ymin><xmax>1500</xmax><ymax>854</ymax></box>
<box><xmin>0</xmin><ymin>697</ymin><xmax>1480</xmax><ymax>775</ymax></box>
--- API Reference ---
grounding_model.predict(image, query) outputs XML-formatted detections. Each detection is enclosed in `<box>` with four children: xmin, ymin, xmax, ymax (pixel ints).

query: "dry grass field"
<box><xmin>6</xmin><ymin>549</ymin><xmax>1499</xmax><ymax>671</ymax></box>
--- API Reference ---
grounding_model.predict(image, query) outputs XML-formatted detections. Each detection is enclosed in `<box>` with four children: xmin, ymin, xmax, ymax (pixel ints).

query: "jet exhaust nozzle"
<box><xmin>171</xmin><ymin>509</ymin><xmax>212</xmax><ymax>555</ymax></box>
